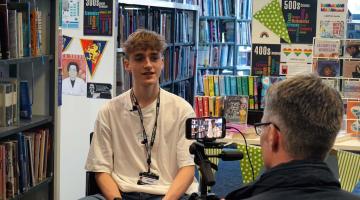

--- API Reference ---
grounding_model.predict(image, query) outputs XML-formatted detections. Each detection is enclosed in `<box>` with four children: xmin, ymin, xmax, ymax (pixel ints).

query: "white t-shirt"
<box><xmin>85</xmin><ymin>89</ymin><xmax>198</xmax><ymax>195</ymax></box>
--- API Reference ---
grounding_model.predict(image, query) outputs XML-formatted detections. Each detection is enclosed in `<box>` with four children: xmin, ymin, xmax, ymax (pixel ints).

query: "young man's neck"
<box><xmin>132</xmin><ymin>84</ymin><xmax>160</xmax><ymax>108</ymax></box>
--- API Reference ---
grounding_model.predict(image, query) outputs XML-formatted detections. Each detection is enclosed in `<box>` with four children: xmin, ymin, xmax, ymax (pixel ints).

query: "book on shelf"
<box><xmin>0</xmin><ymin>83</ymin><xmax>13</xmax><ymax>127</ymax></box>
<box><xmin>0</xmin><ymin>3</ymin><xmax>10</xmax><ymax>59</ymax></box>
<box><xmin>19</xmin><ymin>80</ymin><xmax>32</xmax><ymax>120</ymax></box>
<box><xmin>224</xmin><ymin>95</ymin><xmax>249</xmax><ymax>124</ymax></box>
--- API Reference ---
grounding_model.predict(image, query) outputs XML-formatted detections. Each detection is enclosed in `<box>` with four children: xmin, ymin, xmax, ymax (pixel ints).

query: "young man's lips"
<box><xmin>142</xmin><ymin>72</ymin><xmax>155</xmax><ymax>75</ymax></box>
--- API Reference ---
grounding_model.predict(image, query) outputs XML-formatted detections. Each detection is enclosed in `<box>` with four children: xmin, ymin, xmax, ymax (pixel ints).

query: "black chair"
<box><xmin>86</xmin><ymin>132</ymin><xmax>102</xmax><ymax>196</ymax></box>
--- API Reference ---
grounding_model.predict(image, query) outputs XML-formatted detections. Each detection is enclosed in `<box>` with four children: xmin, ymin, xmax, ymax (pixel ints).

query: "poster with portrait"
<box><xmin>251</xmin><ymin>44</ymin><xmax>281</xmax><ymax>76</ymax></box>
<box><xmin>316</xmin><ymin>0</ymin><xmax>348</xmax><ymax>39</ymax></box>
<box><xmin>281</xmin><ymin>0</ymin><xmax>317</xmax><ymax>44</ymax></box>
<box><xmin>61</xmin><ymin>54</ymin><xmax>87</xmax><ymax>96</ymax></box>
<box><xmin>83</xmin><ymin>0</ymin><xmax>113</xmax><ymax>36</ymax></box>
<box><xmin>62</xmin><ymin>0</ymin><xmax>80</xmax><ymax>29</ymax></box>
<box><xmin>87</xmin><ymin>82</ymin><xmax>112</xmax><ymax>99</ymax></box>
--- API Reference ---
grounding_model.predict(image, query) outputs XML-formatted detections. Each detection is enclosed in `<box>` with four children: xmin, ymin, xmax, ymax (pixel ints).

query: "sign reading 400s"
<box><xmin>83</xmin><ymin>0</ymin><xmax>113</xmax><ymax>36</ymax></box>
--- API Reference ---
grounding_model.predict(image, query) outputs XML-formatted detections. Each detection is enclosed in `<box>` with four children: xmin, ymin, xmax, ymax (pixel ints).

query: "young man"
<box><xmin>83</xmin><ymin>29</ymin><xmax>198</xmax><ymax>200</ymax></box>
<box><xmin>226</xmin><ymin>74</ymin><xmax>360</xmax><ymax>200</ymax></box>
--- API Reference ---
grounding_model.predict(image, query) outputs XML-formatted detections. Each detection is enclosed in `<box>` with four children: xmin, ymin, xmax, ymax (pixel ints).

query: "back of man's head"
<box><xmin>265</xmin><ymin>73</ymin><xmax>343</xmax><ymax>160</ymax></box>
<box><xmin>122</xmin><ymin>29</ymin><xmax>167</xmax><ymax>58</ymax></box>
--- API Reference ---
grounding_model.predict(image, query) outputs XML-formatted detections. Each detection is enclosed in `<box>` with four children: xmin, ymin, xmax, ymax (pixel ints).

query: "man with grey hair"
<box><xmin>226</xmin><ymin>74</ymin><xmax>360</xmax><ymax>200</ymax></box>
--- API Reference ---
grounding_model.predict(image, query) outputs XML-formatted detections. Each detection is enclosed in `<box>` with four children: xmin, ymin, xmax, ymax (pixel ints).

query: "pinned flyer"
<box><xmin>62</xmin><ymin>35</ymin><xmax>72</xmax><ymax>52</ymax></box>
<box><xmin>80</xmin><ymin>39</ymin><xmax>107</xmax><ymax>78</ymax></box>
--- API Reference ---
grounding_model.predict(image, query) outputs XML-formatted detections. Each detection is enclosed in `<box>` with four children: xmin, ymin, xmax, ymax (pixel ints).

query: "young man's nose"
<box><xmin>143</xmin><ymin>57</ymin><xmax>152</xmax><ymax>68</ymax></box>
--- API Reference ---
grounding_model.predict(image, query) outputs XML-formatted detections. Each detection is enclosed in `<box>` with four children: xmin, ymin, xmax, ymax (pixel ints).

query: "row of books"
<box><xmin>237</xmin><ymin>22</ymin><xmax>251</xmax><ymax>45</ymax></box>
<box><xmin>198</xmin><ymin>75</ymin><xmax>286</xmax><ymax>109</ymax></box>
<box><xmin>198</xmin><ymin>45</ymin><xmax>235</xmax><ymax>67</ymax></box>
<box><xmin>0</xmin><ymin>1</ymin><xmax>43</xmax><ymax>59</ymax></box>
<box><xmin>199</xmin><ymin>0</ymin><xmax>251</xmax><ymax>19</ymax></box>
<box><xmin>174</xmin><ymin>11</ymin><xmax>194</xmax><ymax>44</ymax></box>
<box><xmin>158</xmin><ymin>46</ymin><xmax>197</xmax><ymax>85</ymax></box>
<box><xmin>0</xmin><ymin>79</ymin><xmax>32</xmax><ymax>127</ymax></box>
<box><xmin>199</xmin><ymin>20</ymin><xmax>235</xmax><ymax>43</ymax></box>
<box><xmin>0</xmin><ymin>129</ymin><xmax>50</xmax><ymax>199</ymax></box>
<box><xmin>199</xmin><ymin>0</ymin><xmax>235</xmax><ymax>17</ymax></box>
<box><xmin>0</xmin><ymin>80</ymin><xmax>17</xmax><ymax>127</ymax></box>
<box><xmin>118</xmin><ymin>8</ymin><xmax>146</xmax><ymax>45</ymax></box>
<box><xmin>172</xmin><ymin>46</ymin><xmax>196</xmax><ymax>81</ymax></box>
<box><xmin>194</xmin><ymin>95</ymin><xmax>249</xmax><ymax>124</ymax></box>
<box><xmin>117</xmin><ymin>8</ymin><xmax>195</xmax><ymax>46</ymax></box>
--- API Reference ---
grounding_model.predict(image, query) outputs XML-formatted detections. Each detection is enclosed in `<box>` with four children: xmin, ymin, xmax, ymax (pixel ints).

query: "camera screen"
<box><xmin>186</xmin><ymin>117</ymin><xmax>225</xmax><ymax>140</ymax></box>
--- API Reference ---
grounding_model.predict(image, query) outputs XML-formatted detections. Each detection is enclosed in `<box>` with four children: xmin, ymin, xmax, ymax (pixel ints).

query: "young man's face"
<box><xmin>124</xmin><ymin>49</ymin><xmax>164</xmax><ymax>87</ymax></box>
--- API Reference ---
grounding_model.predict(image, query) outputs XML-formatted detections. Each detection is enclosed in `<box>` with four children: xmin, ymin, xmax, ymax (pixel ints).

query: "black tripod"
<box><xmin>188</xmin><ymin>141</ymin><xmax>243</xmax><ymax>200</ymax></box>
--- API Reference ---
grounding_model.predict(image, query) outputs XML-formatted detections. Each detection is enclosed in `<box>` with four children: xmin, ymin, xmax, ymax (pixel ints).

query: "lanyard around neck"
<box><xmin>130</xmin><ymin>89</ymin><xmax>160</xmax><ymax>173</ymax></box>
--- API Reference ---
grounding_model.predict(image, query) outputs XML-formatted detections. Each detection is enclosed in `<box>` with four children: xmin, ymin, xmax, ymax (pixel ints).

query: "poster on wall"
<box><xmin>252</xmin><ymin>0</ymin><xmax>288</xmax><ymax>44</ymax></box>
<box><xmin>313</xmin><ymin>38</ymin><xmax>341</xmax><ymax>58</ymax></box>
<box><xmin>62</xmin><ymin>0</ymin><xmax>80</xmax><ymax>29</ymax></box>
<box><xmin>61</xmin><ymin>54</ymin><xmax>87</xmax><ymax>96</ymax></box>
<box><xmin>280</xmin><ymin>44</ymin><xmax>313</xmax><ymax>63</ymax></box>
<box><xmin>62</xmin><ymin>35</ymin><xmax>72</xmax><ymax>52</ymax></box>
<box><xmin>83</xmin><ymin>0</ymin><xmax>113</xmax><ymax>36</ymax></box>
<box><xmin>281</xmin><ymin>0</ymin><xmax>317</xmax><ymax>44</ymax></box>
<box><xmin>316</xmin><ymin>0</ymin><xmax>348</xmax><ymax>39</ymax></box>
<box><xmin>87</xmin><ymin>82</ymin><xmax>112</xmax><ymax>99</ymax></box>
<box><xmin>80</xmin><ymin>39</ymin><xmax>107</xmax><ymax>78</ymax></box>
<box><xmin>279</xmin><ymin>62</ymin><xmax>312</xmax><ymax>76</ymax></box>
<box><xmin>251</xmin><ymin>44</ymin><xmax>281</xmax><ymax>76</ymax></box>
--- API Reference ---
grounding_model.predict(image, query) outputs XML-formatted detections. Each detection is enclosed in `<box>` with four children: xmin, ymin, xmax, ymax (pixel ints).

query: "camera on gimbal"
<box><xmin>185</xmin><ymin>117</ymin><xmax>244</xmax><ymax>200</ymax></box>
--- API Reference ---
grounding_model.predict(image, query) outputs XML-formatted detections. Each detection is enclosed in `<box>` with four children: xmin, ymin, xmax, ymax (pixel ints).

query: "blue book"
<box><xmin>219</xmin><ymin>75</ymin><xmax>226</xmax><ymax>96</ymax></box>
<box><xmin>17</xmin><ymin>132</ymin><xmax>28</xmax><ymax>193</ymax></box>
<box><xmin>20</xmin><ymin>80</ymin><xmax>32</xmax><ymax>119</ymax></box>
<box><xmin>230</xmin><ymin>76</ymin><xmax>237</xmax><ymax>95</ymax></box>
<box><xmin>225</xmin><ymin>76</ymin><xmax>231</xmax><ymax>95</ymax></box>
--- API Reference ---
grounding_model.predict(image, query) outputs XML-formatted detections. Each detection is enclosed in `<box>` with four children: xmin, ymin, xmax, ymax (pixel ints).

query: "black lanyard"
<box><xmin>130</xmin><ymin>89</ymin><xmax>160</xmax><ymax>173</ymax></box>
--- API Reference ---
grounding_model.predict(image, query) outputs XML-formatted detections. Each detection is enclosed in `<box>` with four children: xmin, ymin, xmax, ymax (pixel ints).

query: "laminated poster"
<box><xmin>87</xmin><ymin>82</ymin><xmax>112</xmax><ymax>99</ymax></box>
<box><xmin>281</xmin><ymin>0</ymin><xmax>317</xmax><ymax>44</ymax></box>
<box><xmin>61</xmin><ymin>54</ymin><xmax>87</xmax><ymax>96</ymax></box>
<box><xmin>316</xmin><ymin>0</ymin><xmax>348</xmax><ymax>39</ymax></box>
<box><xmin>62</xmin><ymin>0</ymin><xmax>80</xmax><ymax>29</ymax></box>
<box><xmin>83</xmin><ymin>0</ymin><xmax>113</xmax><ymax>36</ymax></box>
<box><xmin>251</xmin><ymin>44</ymin><xmax>281</xmax><ymax>76</ymax></box>
<box><xmin>280</xmin><ymin>44</ymin><xmax>313</xmax><ymax>63</ymax></box>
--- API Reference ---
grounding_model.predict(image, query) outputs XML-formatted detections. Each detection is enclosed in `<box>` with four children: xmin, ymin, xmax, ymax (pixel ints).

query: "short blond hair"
<box><xmin>122</xmin><ymin>29</ymin><xmax>167</xmax><ymax>58</ymax></box>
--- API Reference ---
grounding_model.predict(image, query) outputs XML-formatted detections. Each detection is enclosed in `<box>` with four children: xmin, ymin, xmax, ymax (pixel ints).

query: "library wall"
<box><xmin>57</xmin><ymin>1</ymin><xmax>117</xmax><ymax>199</ymax></box>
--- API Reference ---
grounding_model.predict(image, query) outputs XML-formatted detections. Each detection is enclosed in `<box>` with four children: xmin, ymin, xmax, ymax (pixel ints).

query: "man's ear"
<box><xmin>123</xmin><ymin>58</ymin><xmax>131</xmax><ymax>72</ymax></box>
<box><xmin>269</xmin><ymin>125</ymin><xmax>280</xmax><ymax>152</ymax></box>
